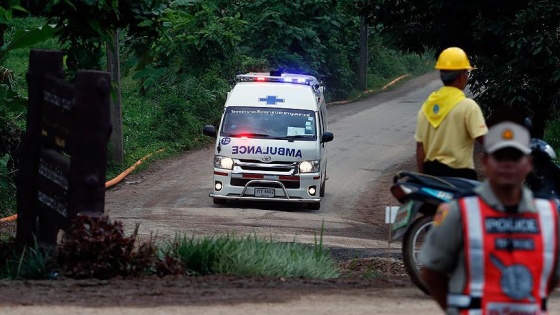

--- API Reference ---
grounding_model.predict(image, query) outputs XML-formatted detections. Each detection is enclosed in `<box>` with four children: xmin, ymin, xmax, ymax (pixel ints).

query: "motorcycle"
<box><xmin>390</xmin><ymin>137</ymin><xmax>560</xmax><ymax>295</ymax></box>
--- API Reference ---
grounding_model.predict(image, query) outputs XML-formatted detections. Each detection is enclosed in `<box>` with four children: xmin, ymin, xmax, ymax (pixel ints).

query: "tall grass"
<box><xmin>160</xmin><ymin>232</ymin><xmax>339</xmax><ymax>279</ymax></box>
<box><xmin>0</xmin><ymin>241</ymin><xmax>54</xmax><ymax>280</ymax></box>
<box><xmin>0</xmin><ymin>230</ymin><xmax>340</xmax><ymax>280</ymax></box>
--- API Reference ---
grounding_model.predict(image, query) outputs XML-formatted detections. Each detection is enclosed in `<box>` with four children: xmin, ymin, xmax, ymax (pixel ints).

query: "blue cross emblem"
<box><xmin>259</xmin><ymin>95</ymin><xmax>285</xmax><ymax>105</ymax></box>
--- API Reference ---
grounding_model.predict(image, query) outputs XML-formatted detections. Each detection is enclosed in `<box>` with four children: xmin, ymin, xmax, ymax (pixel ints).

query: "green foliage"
<box><xmin>366</xmin><ymin>0</ymin><xmax>560</xmax><ymax>137</ymax></box>
<box><xmin>0</xmin><ymin>153</ymin><xmax>11</xmax><ymax>189</ymax></box>
<box><xmin>1</xmin><ymin>241</ymin><xmax>54</xmax><ymax>280</ymax></box>
<box><xmin>37</xmin><ymin>0</ymin><xmax>168</xmax><ymax>70</ymax></box>
<box><xmin>367</xmin><ymin>33</ymin><xmax>434</xmax><ymax>90</ymax></box>
<box><xmin>0</xmin><ymin>0</ymin><xmax>26</xmax><ymax>27</ymax></box>
<box><xmin>161</xmin><ymin>0</ymin><xmax>247</xmax><ymax>74</ymax></box>
<box><xmin>544</xmin><ymin>113</ymin><xmax>560</xmax><ymax>159</ymax></box>
<box><xmin>161</xmin><ymin>232</ymin><xmax>339</xmax><ymax>279</ymax></box>
<box><xmin>0</xmin><ymin>24</ymin><xmax>55</xmax><ymax>61</ymax></box>
<box><xmin>237</xmin><ymin>0</ymin><xmax>360</xmax><ymax>100</ymax></box>
<box><xmin>0</xmin><ymin>153</ymin><xmax>16</xmax><ymax>218</ymax></box>
<box><xmin>0</xmin><ymin>23</ymin><xmax>56</xmax><ymax>114</ymax></box>
<box><xmin>468</xmin><ymin>1</ymin><xmax>560</xmax><ymax>137</ymax></box>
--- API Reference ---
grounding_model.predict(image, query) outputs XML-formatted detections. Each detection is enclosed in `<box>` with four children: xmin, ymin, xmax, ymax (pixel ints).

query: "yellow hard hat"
<box><xmin>435</xmin><ymin>47</ymin><xmax>473</xmax><ymax>70</ymax></box>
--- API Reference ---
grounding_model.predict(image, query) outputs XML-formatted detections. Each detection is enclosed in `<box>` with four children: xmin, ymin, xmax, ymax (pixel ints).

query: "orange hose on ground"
<box><xmin>0</xmin><ymin>149</ymin><xmax>165</xmax><ymax>223</ymax></box>
<box><xmin>0</xmin><ymin>214</ymin><xmax>17</xmax><ymax>223</ymax></box>
<box><xmin>105</xmin><ymin>149</ymin><xmax>164</xmax><ymax>188</ymax></box>
<box><xmin>381</xmin><ymin>74</ymin><xmax>410</xmax><ymax>90</ymax></box>
<box><xmin>327</xmin><ymin>74</ymin><xmax>410</xmax><ymax>106</ymax></box>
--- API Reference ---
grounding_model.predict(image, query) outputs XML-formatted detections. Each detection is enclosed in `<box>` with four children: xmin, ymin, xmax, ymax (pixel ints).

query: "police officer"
<box><xmin>419</xmin><ymin>121</ymin><xmax>559</xmax><ymax>314</ymax></box>
<box><xmin>415</xmin><ymin>47</ymin><xmax>488</xmax><ymax>180</ymax></box>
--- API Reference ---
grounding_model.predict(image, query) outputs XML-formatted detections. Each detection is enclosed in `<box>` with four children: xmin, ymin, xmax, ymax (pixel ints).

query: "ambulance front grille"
<box><xmin>236</xmin><ymin>160</ymin><xmax>297</xmax><ymax>173</ymax></box>
<box><xmin>230</xmin><ymin>178</ymin><xmax>300</xmax><ymax>189</ymax></box>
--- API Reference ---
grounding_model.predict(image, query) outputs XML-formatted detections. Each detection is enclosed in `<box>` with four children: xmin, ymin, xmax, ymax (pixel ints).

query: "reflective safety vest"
<box><xmin>447</xmin><ymin>196</ymin><xmax>558</xmax><ymax>315</ymax></box>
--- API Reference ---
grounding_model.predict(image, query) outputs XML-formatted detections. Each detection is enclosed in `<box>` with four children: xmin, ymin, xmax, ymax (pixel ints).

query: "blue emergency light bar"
<box><xmin>236</xmin><ymin>73</ymin><xmax>319</xmax><ymax>86</ymax></box>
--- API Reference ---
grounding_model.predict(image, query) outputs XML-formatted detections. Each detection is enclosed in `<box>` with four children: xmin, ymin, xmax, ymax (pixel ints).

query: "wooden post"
<box><xmin>16</xmin><ymin>50</ymin><xmax>64</xmax><ymax>246</ymax></box>
<box><xmin>36</xmin><ymin>74</ymin><xmax>74</xmax><ymax>245</ymax></box>
<box><xmin>358</xmin><ymin>14</ymin><xmax>368</xmax><ymax>91</ymax></box>
<box><xmin>106</xmin><ymin>29</ymin><xmax>124</xmax><ymax>164</ymax></box>
<box><xmin>69</xmin><ymin>70</ymin><xmax>111</xmax><ymax>218</ymax></box>
<box><xmin>17</xmin><ymin>49</ymin><xmax>112</xmax><ymax>246</ymax></box>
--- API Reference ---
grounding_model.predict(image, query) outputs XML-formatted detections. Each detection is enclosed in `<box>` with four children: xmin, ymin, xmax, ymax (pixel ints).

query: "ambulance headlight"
<box><xmin>299</xmin><ymin>160</ymin><xmax>320</xmax><ymax>173</ymax></box>
<box><xmin>214</xmin><ymin>156</ymin><xmax>234</xmax><ymax>170</ymax></box>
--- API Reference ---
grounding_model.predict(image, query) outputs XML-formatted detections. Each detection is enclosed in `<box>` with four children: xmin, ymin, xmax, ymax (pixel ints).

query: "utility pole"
<box><xmin>106</xmin><ymin>29</ymin><xmax>124</xmax><ymax>164</ymax></box>
<box><xmin>358</xmin><ymin>14</ymin><xmax>368</xmax><ymax>91</ymax></box>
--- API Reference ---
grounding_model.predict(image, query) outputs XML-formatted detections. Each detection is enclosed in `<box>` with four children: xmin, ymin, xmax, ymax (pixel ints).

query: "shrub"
<box><xmin>57</xmin><ymin>215</ymin><xmax>181</xmax><ymax>279</ymax></box>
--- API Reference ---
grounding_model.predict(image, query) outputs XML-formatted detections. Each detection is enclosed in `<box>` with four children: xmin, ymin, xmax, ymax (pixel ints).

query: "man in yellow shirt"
<box><xmin>415</xmin><ymin>47</ymin><xmax>488</xmax><ymax>180</ymax></box>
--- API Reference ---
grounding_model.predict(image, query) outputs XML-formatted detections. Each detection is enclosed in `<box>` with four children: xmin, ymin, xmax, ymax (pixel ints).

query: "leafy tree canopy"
<box><xmin>362</xmin><ymin>0</ymin><xmax>560</xmax><ymax>136</ymax></box>
<box><xmin>27</xmin><ymin>0</ymin><xmax>169</xmax><ymax>70</ymax></box>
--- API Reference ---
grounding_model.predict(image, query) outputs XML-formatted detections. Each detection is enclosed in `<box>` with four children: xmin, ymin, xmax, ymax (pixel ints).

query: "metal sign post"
<box><xmin>385</xmin><ymin>206</ymin><xmax>399</xmax><ymax>277</ymax></box>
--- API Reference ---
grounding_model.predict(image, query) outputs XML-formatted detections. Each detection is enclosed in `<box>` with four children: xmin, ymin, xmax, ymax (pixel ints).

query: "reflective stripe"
<box><xmin>464</xmin><ymin>196</ymin><xmax>485</xmax><ymax>297</ymax></box>
<box><xmin>467</xmin><ymin>310</ymin><xmax>482</xmax><ymax>315</ymax></box>
<box><xmin>447</xmin><ymin>294</ymin><xmax>471</xmax><ymax>307</ymax></box>
<box><xmin>536</xmin><ymin>199</ymin><xmax>557</xmax><ymax>299</ymax></box>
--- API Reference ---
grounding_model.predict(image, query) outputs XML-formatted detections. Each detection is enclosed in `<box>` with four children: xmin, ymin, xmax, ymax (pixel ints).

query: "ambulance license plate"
<box><xmin>255</xmin><ymin>188</ymin><xmax>275</xmax><ymax>198</ymax></box>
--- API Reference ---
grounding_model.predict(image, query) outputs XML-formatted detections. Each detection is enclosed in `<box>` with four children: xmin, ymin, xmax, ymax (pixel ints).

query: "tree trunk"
<box><xmin>532</xmin><ymin>107</ymin><xmax>548</xmax><ymax>139</ymax></box>
<box><xmin>0</xmin><ymin>24</ymin><xmax>6</xmax><ymax>48</ymax></box>
<box><xmin>531</xmin><ymin>91</ymin><xmax>555</xmax><ymax>139</ymax></box>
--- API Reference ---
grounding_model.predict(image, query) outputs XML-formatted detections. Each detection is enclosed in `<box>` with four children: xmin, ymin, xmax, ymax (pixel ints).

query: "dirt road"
<box><xmin>104</xmin><ymin>71</ymin><xmax>441</xmax><ymax>250</ymax></box>
<box><xmin>2</xmin><ymin>276</ymin><xmax>559</xmax><ymax>314</ymax></box>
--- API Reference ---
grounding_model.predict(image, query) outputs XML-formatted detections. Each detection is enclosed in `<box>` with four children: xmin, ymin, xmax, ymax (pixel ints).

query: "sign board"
<box><xmin>37</xmin><ymin>149</ymin><xmax>70</xmax><ymax>218</ymax></box>
<box><xmin>41</xmin><ymin>76</ymin><xmax>74</xmax><ymax>154</ymax></box>
<box><xmin>385</xmin><ymin>206</ymin><xmax>400</xmax><ymax>224</ymax></box>
<box><xmin>16</xmin><ymin>50</ymin><xmax>111</xmax><ymax>246</ymax></box>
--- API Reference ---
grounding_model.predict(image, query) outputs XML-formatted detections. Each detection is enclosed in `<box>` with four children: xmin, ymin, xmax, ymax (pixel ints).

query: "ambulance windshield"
<box><xmin>221</xmin><ymin>107</ymin><xmax>317</xmax><ymax>141</ymax></box>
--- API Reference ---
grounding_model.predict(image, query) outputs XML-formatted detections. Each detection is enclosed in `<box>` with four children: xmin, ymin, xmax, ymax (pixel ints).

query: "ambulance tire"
<box><xmin>402</xmin><ymin>215</ymin><xmax>433</xmax><ymax>295</ymax></box>
<box><xmin>213</xmin><ymin>197</ymin><xmax>227</xmax><ymax>205</ymax></box>
<box><xmin>307</xmin><ymin>201</ymin><xmax>321</xmax><ymax>210</ymax></box>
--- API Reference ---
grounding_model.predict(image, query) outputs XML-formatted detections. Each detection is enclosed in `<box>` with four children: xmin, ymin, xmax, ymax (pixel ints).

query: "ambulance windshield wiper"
<box><xmin>227</xmin><ymin>132</ymin><xmax>271</xmax><ymax>138</ymax></box>
<box><xmin>276</xmin><ymin>135</ymin><xmax>312</xmax><ymax>142</ymax></box>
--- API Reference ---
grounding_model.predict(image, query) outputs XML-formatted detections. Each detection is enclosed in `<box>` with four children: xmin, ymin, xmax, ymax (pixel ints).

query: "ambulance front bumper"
<box><xmin>210</xmin><ymin>194</ymin><xmax>320</xmax><ymax>203</ymax></box>
<box><xmin>211</xmin><ymin>178</ymin><xmax>321</xmax><ymax>203</ymax></box>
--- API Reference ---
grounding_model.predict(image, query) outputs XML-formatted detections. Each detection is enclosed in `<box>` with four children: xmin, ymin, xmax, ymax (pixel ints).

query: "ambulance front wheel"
<box><xmin>307</xmin><ymin>201</ymin><xmax>321</xmax><ymax>210</ymax></box>
<box><xmin>213</xmin><ymin>197</ymin><xmax>227</xmax><ymax>205</ymax></box>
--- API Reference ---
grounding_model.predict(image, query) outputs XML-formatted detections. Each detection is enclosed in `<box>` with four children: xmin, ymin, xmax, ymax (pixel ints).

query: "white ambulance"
<box><xmin>202</xmin><ymin>71</ymin><xmax>334</xmax><ymax>210</ymax></box>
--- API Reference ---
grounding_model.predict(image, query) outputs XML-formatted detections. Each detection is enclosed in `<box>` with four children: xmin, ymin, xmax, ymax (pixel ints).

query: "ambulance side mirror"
<box><xmin>321</xmin><ymin>131</ymin><xmax>334</xmax><ymax>143</ymax></box>
<box><xmin>203</xmin><ymin>125</ymin><xmax>217</xmax><ymax>138</ymax></box>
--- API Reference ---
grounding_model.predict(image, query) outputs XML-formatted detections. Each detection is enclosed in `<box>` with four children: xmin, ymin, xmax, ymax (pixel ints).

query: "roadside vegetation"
<box><xmin>0</xmin><ymin>216</ymin><xmax>338</xmax><ymax>280</ymax></box>
<box><xmin>0</xmin><ymin>2</ymin><xmax>435</xmax><ymax>218</ymax></box>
